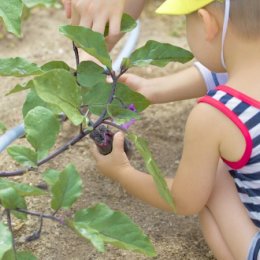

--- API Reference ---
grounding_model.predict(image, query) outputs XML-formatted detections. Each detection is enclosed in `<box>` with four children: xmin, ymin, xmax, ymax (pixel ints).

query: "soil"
<box><xmin>0</xmin><ymin>1</ymin><xmax>215</xmax><ymax>259</ymax></box>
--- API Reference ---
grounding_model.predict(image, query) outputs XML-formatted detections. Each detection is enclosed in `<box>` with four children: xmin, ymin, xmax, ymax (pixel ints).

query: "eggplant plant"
<box><xmin>0</xmin><ymin>2</ymin><xmax>194</xmax><ymax>259</ymax></box>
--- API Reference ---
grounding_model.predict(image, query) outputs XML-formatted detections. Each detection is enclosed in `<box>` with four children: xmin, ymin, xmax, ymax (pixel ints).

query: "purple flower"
<box><xmin>121</xmin><ymin>104</ymin><xmax>137</xmax><ymax>130</ymax></box>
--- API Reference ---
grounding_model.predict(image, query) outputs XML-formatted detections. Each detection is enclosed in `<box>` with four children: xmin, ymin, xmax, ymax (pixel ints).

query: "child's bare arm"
<box><xmin>120</xmin><ymin>65</ymin><xmax>207</xmax><ymax>104</ymax></box>
<box><xmin>92</xmin><ymin>104</ymin><xmax>222</xmax><ymax>214</ymax></box>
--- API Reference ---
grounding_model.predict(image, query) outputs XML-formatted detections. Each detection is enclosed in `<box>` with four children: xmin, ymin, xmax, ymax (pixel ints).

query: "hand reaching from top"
<box><xmin>63</xmin><ymin>0</ymin><xmax>126</xmax><ymax>37</ymax></box>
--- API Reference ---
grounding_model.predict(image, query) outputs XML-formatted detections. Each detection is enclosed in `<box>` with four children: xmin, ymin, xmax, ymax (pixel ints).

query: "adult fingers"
<box><xmin>92</xmin><ymin>17</ymin><xmax>107</xmax><ymax>35</ymax></box>
<box><xmin>71</xmin><ymin>5</ymin><xmax>80</xmax><ymax>26</ymax></box>
<box><xmin>108</xmin><ymin>14</ymin><xmax>122</xmax><ymax>37</ymax></box>
<box><xmin>63</xmin><ymin>0</ymin><xmax>72</xmax><ymax>19</ymax></box>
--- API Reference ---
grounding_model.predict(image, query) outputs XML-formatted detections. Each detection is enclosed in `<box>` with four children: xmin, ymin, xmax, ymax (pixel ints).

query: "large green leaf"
<box><xmin>32</xmin><ymin>69</ymin><xmax>84</xmax><ymax>125</ymax></box>
<box><xmin>0</xmin><ymin>222</ymin><xmax>13</xmax><ymax>259</ymax></box>
<box><xmin>22</xmin><ymin>0</ymin><xmax>58</xmax><ymax>8</ymax></box>
<box><xmin>41</xmin><ymin>60</ymin><xmax>70</xmax><ymax>72</ymax></box>
<box><xmin>115</xmin><ymin>83</ymin><xmax>150</xmax><ymax>112</ymax></box>
<box><xmin>0</xmin><ymin>58</ymin><xmax>42</xmax><ymax>77</ymax></box>
<box><xmin>77</xmin><ymin>61</ymin><xmax>106</xmax><ymax>88</ymax></box>
<box><xmin>22</xmin><ymin>88</ymin><xmax>62</xmax><ymax>118</ymax></box>
<box><xmin>3</xmin><ymin>250</ymin><xmax>37</xmax><ymax>260</ymax></box>
<box><xmin>51</xmin><ymin>164</ymin><xmax>83</xmax><ymax>210</ymax></box>
<box><xmin>0</xmin><ymin>187</ymin><xmax>22</xmax><ymax>209</ymax></box>
<box><xmin>82</xmin><ymin>82</ymin><xmax>112</xmax><ymax>115</ymax></box>
<box><xmin>24</xmin><ymin>106</ymin><xmax>60</xmax><ymax>158</ymax></box>
<box><xmin>0</xmin><ymin>0</ymin><xmax>23</xmax><ymax>37</ymax></box>
<box><xmin>6</xmin><ymin>80</ymin><xmax>34</xmax><ymax>96</ymax></box>
<box><xmin>59</xmin><ymin>25</ymin><xmax>112</xmax><ymax>68</ymax></box>
<box><xmin>7</xmin><ymin>145</ymin><xmax>37</xmax><ymax>167</ymax></box>
<box><xmin>128</xmin><ymin>134</ymin><xmax>176</xmax><ymax>211</ymax></box>
<box><xmin>104</xmin><ymin>13</ymin><xmax>137</xmax><ymax>36</ymax></box>
<box><xmin>70</xmin><ymin>203</ymin><xmax>156</xmax><ymax>256</ymax></box>
<box><xmin>123</xmin><ymin>40</ymin><xmax>193</xmax><ymax>68</ymax></box>
<box><xmin>0</xmin><ymin>178</ymin><xmax>44</xmax><ymax>197</ymax></box>
<box><xmin>42</xmin><ymin>169</ymin><xmax>60</xmax><ymax>187</ymax></box>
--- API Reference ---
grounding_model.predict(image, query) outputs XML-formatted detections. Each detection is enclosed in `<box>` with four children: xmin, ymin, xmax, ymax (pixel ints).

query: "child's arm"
<box><xmin>62</xmin><ymin>0</ymin><xmax>145</xmax><ymax>50</ymax></box>
<box><xmin>92</xmin><ymin>103</ymin><xmax>222</xmax><ymax>215</ymax></box>
<box><xmin>120</xmin><ymin>66</ymin><xmax>207</xmax><ymax>104</ymax></box>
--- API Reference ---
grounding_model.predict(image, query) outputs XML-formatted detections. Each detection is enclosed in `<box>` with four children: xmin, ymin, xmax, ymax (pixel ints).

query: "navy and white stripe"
<box><xmin>207</xmin><ymin>88</ymin><xmax>260</xmax><ymax>227</ymax></box>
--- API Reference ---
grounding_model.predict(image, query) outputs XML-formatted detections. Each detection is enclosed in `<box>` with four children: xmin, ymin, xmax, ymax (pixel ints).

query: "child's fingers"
<box><xmin>113</xmin><ymin>132</ymin><xmax>125</xmax><ymax>153</ymax></box>
<box><xmin>91</xmin><ymin>144</ymin><xmax>103</xmax><ymax>161</ymax></box>
<box><xmin>118</xmin><ymin>74</ymin><xmax>140</xmax><ymax>91</ymax></box>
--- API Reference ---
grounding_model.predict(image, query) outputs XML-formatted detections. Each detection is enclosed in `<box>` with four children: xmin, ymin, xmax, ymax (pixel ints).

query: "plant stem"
<box><xmin>15</xmin><ymin>209</ymin><xmax>64</xmax><ymax>225</ymax></box>
<box><xmin>72</xmin><ymin>42</ymin><xmax>80</xmax><ymax>68</ymax></box>
<box><xmin>6</xmin><ymin>209</ymin><xmax>17</xmax><ymax>260</ymax></box>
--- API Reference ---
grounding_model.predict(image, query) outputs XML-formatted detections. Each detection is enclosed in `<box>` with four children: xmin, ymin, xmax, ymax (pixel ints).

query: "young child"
<box><xmin>92</xmin><ymin>0</ymin><xmax>260</xmax><ymax>259</ymax></box>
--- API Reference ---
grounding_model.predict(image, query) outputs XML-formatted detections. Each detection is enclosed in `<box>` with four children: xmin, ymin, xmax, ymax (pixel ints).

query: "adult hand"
<box><xmin>63</xmin><ymin>0</ymin><xmax>126</xmax><ymax>37</ymax></box>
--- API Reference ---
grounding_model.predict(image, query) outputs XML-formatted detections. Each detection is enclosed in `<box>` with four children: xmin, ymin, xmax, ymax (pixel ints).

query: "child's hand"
<box><xmin>62</xmin><ymin>0</ymin><xmax>126</xmax><ymax>37</ymax></box>
<box><xmin>119</xmin><ymin>74</ymin><xmax>156</xmax><ymax>103</ymax></box>
<box><xmin>91</xmin><ymin>132</ymin><xmax>132</xmax><ymax>181</ymax></box>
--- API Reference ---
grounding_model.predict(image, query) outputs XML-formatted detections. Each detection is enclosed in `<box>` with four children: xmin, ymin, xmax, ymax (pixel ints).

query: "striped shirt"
<box><xmin>199</xmin><ymin>85</ymin><xmax>260</xmax><ymax>227</ymax></box>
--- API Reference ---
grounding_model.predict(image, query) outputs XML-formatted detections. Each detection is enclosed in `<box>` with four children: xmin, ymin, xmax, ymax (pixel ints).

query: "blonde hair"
<box><xmin>213</xmin><ymin>0</ymin><xmax>260</xmax><ymax>38</ymax></box>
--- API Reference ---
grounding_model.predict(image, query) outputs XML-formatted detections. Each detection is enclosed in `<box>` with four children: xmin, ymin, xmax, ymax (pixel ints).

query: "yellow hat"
<box><xmin>156</xmin><ymin>0</ymin><xmax>219</xmax><ymax>15</ymax></box>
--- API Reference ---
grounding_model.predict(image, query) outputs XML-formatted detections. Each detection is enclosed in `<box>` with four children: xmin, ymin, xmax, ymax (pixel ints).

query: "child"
<box><xmin>92</xmin><ymin>0</ymin><xmax>260</xmax><ymax>259</ymax></box>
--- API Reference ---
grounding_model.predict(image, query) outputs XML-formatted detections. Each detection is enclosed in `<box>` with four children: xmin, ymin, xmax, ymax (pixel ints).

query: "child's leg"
<box><xmin>199</xmin><ymin>160</ymin><xmax>259</xmax><ymax>260</ymax></box>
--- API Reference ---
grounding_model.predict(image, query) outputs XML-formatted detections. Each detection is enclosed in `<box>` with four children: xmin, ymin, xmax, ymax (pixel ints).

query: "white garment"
<box><xmin>194</xmin><ymin>61</ymin><xmax>228</xmax><ymax>91</ymax></box>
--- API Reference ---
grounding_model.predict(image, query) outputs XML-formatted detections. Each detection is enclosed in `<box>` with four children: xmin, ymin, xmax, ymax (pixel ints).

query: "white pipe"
<box><xmin>0</xmin><ymin>124</ymin><xmax>25</xmax><ymax>153</ymax></box>
<box><xmin>0</xmin><ymin>20</ymin><xmax>141</xmax><ymax>154</ymax></box>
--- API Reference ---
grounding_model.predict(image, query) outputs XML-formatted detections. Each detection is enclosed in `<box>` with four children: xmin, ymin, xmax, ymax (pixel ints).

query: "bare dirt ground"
<box><xmin>0</xmin><ymin>1</ymin><xmax>215</xmax><ymax>259</ymax></box>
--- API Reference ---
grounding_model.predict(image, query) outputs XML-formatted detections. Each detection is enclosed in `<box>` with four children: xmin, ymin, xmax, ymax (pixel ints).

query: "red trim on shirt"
<box><xmin>217</xmin><ymin>85</ymin><xmax>260</xmax><ymax>109</ymax></box>
<box><xmin>198</xmin><ymin>96</ymin><xmax>253</xmax><ymax>170</ymax></box>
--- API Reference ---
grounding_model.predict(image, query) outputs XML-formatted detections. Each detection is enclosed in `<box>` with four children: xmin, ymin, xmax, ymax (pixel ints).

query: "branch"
<box><xmin>15</xmin><ymin>208</ymin><xmax>64</xmax><ymax>225</ymax></box>
<box><xmin>6</xmin><ymin>210</ymin><xmax>17</xmax><ymax>260</ymax></box>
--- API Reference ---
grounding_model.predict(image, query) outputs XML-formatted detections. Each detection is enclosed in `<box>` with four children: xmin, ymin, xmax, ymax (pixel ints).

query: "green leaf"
<box><xmin>6</xmin><ymin>80</ymin><xmax>33</xmax><ymax>96</ymax></box>
<box><xmin>22</xmin><ymin>0</ymin><xmax>58</xmax><ymax>8</ymax></box>
<box><xmin>107</xmin><ymin>104</ymin><xmax>140</xmax><ymax>125</ymax></box>
<box><xmin>83</xmin><ymin>82</ymin><xmax>112</xmax><ymax>115</ymax></box>
<box><xmin>3</xmin><ymin>250</ymin><xmax>38</xmax><ymax>260</ymax></box>
<box><xmin>77</xmin><ymin>61</ymin><xmax>106</xmax><ymax>88</ymax></box>
<box><xmin>0</xmin><ymin>222</ymin><xmax>13</xmax><ymax>259</ymax></box>
<box><xmin>33</xmin><ymin>69</ymin><xmax>84</xmax><ymax>125</ymax></box>
<box><xmin>115</xmin><ymin>83</ymin><xmax>150</xmax><ymax>112</ymax></box>
<box><xmin>0</xmin><ymin>58</ymin><xmax>42</xmax><ymax>77</ymax></box>
<box><xmin>24</xmin><ymin>106</ymin><xmax>60</xmax><ymax>158</ymax></box>
<box><xmin>0</xmin><ymin>121</ymin><xmax>7</xmax><ymax>134</ymax></box>
<box><xmin>0</xmin><ymin>178</ymin><xmax>44</xmax><ymax>197</ymax></box>
<box><xmin>42</xmin><ymin>169</ymin><xmax>60</xmax><ymax>187</ymax></box>
<box><xmin>104</xmin><ymin>13</ymin><xmax>137</xmax><ymax>37</ymax></box>
<box><xmin>70</xmin><ymin>203</ymin><xmax>156</xmax><ymax>256</ymax></box>
<box><xmin>41</xmin><ymin>60</ymin><xmax>70</xmax><ymax>72</ymax></box>
<box><xmin>59</xmin><ymin>25</ymin><xmax>112</xmax><ymax>68</ymax></box>
<box><xmin>51</xmin><ymin>164</ymin><xmax>83</xmax><ymax>210</ymax></box>
<box><xmin>0</xmin><ymin>187</ymin><xmax>21</xmax><ymax>209</ymax></box>
<box><xmin>16</xmin><ymin>251</ymin><xmax>38</xmax><ymax>260</ymax></box>
<box><xmin>7</xmin><ymin>145</ymin><xmax>37</xmax><ymax>167</ymax></box>
<box><xmin>128</xmin><ymin>134</ymin><xmax>176</xmax><ymax>211</ymax></box>
<box><xmin>0</xmin><ymin>0</ymin><xmax>23</xmax><ymax>37</ymax></box>
<box><xmin>22</xmin><ymin>88</ymin><xmax>62</xmax><ymax>117</ymax></box>
<box><xmin>124</xmin><ymin>40</ymin><xmax>193</xmax><ymax>68</ymax></box>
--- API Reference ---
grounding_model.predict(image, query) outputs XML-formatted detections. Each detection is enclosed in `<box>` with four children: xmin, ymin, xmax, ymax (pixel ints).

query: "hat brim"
<box><xmin>156</xmin><ymin>0</ymin><xmax>215</xmax><ymax>15</ymax></box>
